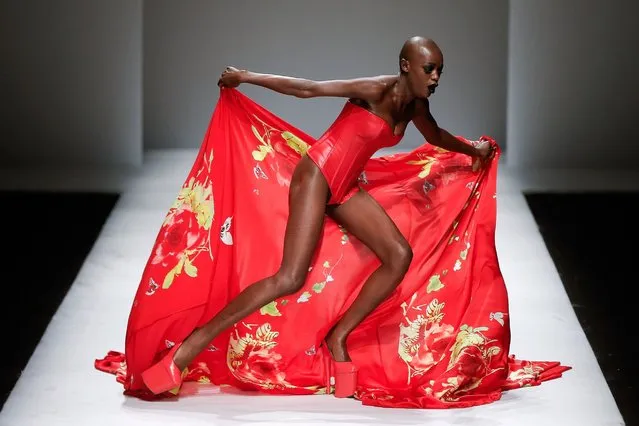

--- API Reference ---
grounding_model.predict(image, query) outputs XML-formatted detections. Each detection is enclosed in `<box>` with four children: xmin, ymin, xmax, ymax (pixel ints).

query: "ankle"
<box><xmin>325</xmin><ymin>336</ymin><xmax>350</xmax><ymax>362</ymax></box>
<box><xmin>326</xmin><ymin>328</ymin><xmax>346</xmax><ymax>345</ymax></box>
<box><xmin>172</xmin><ymin>343</ymin><xmax>192</xmax><ymax>371</ymax></box>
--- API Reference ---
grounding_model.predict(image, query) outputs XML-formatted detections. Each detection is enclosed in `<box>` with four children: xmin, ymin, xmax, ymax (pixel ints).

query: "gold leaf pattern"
<box><xmin>282</xmin><ymin>131</ymin><xmax>310</xmax><ymax>155</ymax></box>
<box><xmin>427</xmin><ymin>274</ymin><xmax>445</xmax><ymax>293</ymax></box>
<box><xmin>407</xmin><ymin>155</ymin><xmax>436</xmax><ymax>178</ymax></box>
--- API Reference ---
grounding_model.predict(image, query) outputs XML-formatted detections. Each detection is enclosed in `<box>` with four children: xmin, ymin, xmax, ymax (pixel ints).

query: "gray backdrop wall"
<box><xmin>144</xmin><ymin>0</ymin><xmax>508</xmax><ymax>152</ymax></box>
<box><xmin>1</xmin><ymin>0</ymin><xmax>143</xmax><ymax>168</ymax></box>
<box><xmin>2</xmin><ymin>1</ymin><xmax>636</xmax><ymax>171</ymax></box>
<box><xmin>507</xmin><ymin>0</ymin><xmax>638</xmax><ymax>169</ymax></box>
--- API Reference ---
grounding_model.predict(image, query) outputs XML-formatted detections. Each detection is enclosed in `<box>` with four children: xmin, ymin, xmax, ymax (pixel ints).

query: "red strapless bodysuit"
<box><xmin>306</xmin><ymin>101</ymin><xmax>403</xmax><ymax>205</ymax></box>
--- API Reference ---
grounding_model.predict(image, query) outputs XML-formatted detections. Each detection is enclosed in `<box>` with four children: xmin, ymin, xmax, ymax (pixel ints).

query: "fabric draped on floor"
<box><xmin>95</xmin><ymin>88</ymin><xmax>570</xmax><ymax>409</ymax></box>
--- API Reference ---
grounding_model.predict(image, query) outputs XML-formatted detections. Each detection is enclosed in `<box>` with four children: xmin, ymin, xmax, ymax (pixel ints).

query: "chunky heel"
<box><xmin>141</xmin><ymin>343</ymin><xmax>184</xmax><ymax>395</ymax></box>
<box><xmin>333</xmin><ymin>361</ymin><xmax>358</xmax><ymax>398</ymax></box>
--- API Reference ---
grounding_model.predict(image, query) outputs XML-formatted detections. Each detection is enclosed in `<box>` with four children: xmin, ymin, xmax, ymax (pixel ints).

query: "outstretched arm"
<box><xmin>218</xmin><ymin>66</ymin><xmax>383</xmax><ymax>101</ymax></box>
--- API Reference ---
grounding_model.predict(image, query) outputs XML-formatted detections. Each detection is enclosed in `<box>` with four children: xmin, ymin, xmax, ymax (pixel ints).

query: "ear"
<box><xmin>400</xmin><ymin>57</ymin><xmax>410</xmax><ymax>73</ymax></box>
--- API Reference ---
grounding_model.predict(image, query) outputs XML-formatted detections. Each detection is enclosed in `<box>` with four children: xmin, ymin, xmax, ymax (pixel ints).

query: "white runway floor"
<box><xmin>0</xmin><ymin>149</ymin><xmax>632</xmax><ymax>426</ymax></box>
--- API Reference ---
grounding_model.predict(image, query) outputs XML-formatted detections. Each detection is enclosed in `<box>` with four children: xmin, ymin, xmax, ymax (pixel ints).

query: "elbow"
<box><xmin>432</xmin><ymin>128</ymin><xmax>445</xmax><ymax>144</ymax></box>
<box><xmin>425</xmin><ymin>129</ymin><xmax>442</xmax><ymax>145</ymax></box>
<box><xmin>295</xmin><ymin>80</ymin><xmax>318</xmax><ymax>98</ymax></box>
<box><xmin>296</xmin><ymin>90</ymin><xmax>314</xmax><ymax>99</ymax></box>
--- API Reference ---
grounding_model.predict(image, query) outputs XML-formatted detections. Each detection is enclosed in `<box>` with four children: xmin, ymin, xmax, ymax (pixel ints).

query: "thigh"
<box><xmin>280</xmin><ymin>156</ymin><xmax>330</xmax><ymax>276</ymax></box>
<box><xmin>326</xmin><ymin>189</ymin><xmax>408</xmax><ymax>260</ymax></box>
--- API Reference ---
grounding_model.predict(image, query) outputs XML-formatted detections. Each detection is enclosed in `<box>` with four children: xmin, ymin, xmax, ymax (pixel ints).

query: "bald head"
<box><xmin>398</xmin><ymin>36</ymin><xmax>444</xmax><ymax>98</ymax></box>
<box><xmin>399</xmin><ymin>36</ymin><xmax>442</xmax><ymax>71</ymax></box>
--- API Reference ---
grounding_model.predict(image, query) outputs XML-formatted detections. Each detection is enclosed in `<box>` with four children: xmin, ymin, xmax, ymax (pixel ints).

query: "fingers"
<box><xmin>218</xmin><ymin>68</ymin><xmax>230</xmax><ymax>88</ymax></box>
<box><xmin>217</xmin><ymin>66</ymin><xmax>234</xmax><ymax>88</ymax></box>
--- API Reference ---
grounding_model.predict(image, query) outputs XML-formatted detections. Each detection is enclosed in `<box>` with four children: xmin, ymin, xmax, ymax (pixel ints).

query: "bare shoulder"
<box><xmin>367</xmin><ymin>75</ymin><xmax>397</xmax><ymax>99</ymax></box>
<box><xmin>347</xmin><ymin>74</ymin><xmax>397</xmax><ymax>103</ymax></box>
<box><xmin>410</xmin><ymin>97</ymin><xmax>439</xmax><ymax>130</ymax></box>
<box><xmin>369</xmin><ymin>74</ymin><xmax>397</xmax><ymax>86</ymax></box>
<box><xmin>412</xmin><ymin>97</ymin><xmax>430</xmax><ymax>115</ymax></box>
<box><xmin>308</xmin><ymin>74</ymin><xmax>395</xmax><ymax>101</ymax></box>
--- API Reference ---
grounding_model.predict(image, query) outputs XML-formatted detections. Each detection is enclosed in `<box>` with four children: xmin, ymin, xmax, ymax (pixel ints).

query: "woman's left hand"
<box><xmin>472</xmin><ymin>140</ymin><xmax>496</xmax><ymax>171</ymax></box>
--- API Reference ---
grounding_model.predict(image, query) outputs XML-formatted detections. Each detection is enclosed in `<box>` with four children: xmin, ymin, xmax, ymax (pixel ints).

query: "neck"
<box><xmin>393</xmin><ymin>74</ymin><xmax>416</xmax><ymax>110</ymax></box>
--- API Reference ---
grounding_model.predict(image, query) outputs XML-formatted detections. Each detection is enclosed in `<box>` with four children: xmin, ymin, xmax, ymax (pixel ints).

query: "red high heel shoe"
<box><xmin>323</xmin><ymin>340</ymin><xmax>358</xmax><ymax>398</ymax></box>
<box><xmin>141</xmin><ymin>343</ymin><xmax>185</xmax><ymax>395</ymax></box>
<box><xmin>332</xmin><ymin>360</ymin><xmax>358</xmax><ymax>398</ymax></box>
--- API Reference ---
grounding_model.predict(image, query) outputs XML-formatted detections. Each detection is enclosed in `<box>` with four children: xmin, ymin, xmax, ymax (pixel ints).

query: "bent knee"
<box><xmin>386</xmin><ymin>241</ymin><xmax>413</xmax><ymax>275</ymax></box>
<box><xmin>273</xmin><ymin>270</ymin><xmax>307</xmax><ymax>296</ymax></box>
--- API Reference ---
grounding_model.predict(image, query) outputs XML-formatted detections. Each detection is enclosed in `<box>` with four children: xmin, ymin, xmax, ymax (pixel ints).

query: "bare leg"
<box><xmin>171</xmin><ymin>156</ymin><xmax>329</xmax><ymax>370</ymax></box>
<box><xmin>325</xmin><ymin>190</ymin><xmax>413</xmax><ymax>362</ymax></box>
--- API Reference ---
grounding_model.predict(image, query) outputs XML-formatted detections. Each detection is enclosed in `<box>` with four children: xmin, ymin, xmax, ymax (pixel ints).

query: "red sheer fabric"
<box><xmin>95</xmin><ymin>88</ymin><xmax>569</xmax><ymax>408</ymax></box>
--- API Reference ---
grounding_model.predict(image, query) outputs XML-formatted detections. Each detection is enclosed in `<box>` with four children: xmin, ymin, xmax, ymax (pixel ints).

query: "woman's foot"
<box><xmin>141</xmin><ymin>343</ymin><xmax>185</xmax><ymax>395</ymax></box>
<box><xmin>140</xmin><ymin>329</ymin><xmax>206</xmax><ymax>395</ymax></box>
<box><xmin>325</xmin><ymin>330</ymin><xmax>351</xmax><ymax>362</ymax></box>
<box><xmin>325</xmin><ymin>329</ymin><xmax>357</xmax><ymax>398</ymax></box>
<box><xmin>171</xmin><ymin>340</ymin><xmax>193</xmax><ymax>371</ymax></box>
<box><xmin>171</xmin><ymin>327</ymin><xmax>209</xmax><ymax>370</ymax></box>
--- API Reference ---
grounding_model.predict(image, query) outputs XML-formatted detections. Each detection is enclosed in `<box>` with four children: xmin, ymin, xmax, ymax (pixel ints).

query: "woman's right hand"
<box><xmin>217</xmin><ymin>66</ymin><xmax>245</xmax><ymax>88</ymax></box>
